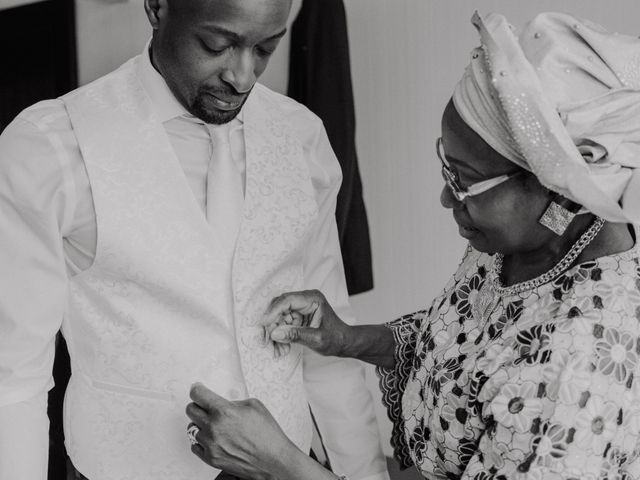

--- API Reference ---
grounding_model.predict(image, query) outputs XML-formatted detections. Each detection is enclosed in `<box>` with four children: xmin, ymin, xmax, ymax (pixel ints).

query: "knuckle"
<box><xmin>207</xmin><ymin>443</ymin><xmax>223</xmax><ymax>463</ymax></box>
<box><xmin>245</xmin><ymin>397</ymin><xmax>262</xmax><ymax>409</ymax></box>
<box><xmin>268</xmin><ymin>295</ymin><xmax>282</xmax><ymax>310</ymax></box>
<box><xmin>289</xmin><ymin>328</ymin><xmax>300</xmax><ymax>341</ymax></box>
<box><xmin>202</xmin><ymin>423</ymin><xmax>215</xmax><ymax>437</ymax></box>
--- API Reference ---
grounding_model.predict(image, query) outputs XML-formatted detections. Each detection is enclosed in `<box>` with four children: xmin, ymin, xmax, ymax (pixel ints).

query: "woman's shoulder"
<box><xmin>531</xmin><ymin>247</ymin><xmax>640</xmax><ymax>353</ymax></box>
<box><xmin>386</xmin><ymin>246</ymin><xmax>493</xmax><ymax>330</ymax></box>
<box><xmin>556</xmin><ymin>243</ymin><xmax>639</xmax><ymax>314</ymax></box>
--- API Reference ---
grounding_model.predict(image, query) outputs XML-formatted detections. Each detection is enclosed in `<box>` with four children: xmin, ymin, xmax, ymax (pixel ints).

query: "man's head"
<box><xmin>145</xmin><ymin>0</ymin><xmax>292</xmax><ymax>124</ymax></box>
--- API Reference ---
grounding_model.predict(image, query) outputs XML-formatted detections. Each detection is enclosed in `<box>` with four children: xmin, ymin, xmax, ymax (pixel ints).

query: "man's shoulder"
<box><xmin>249</xmin><ymin>84</ymin><xmax>327</xmax><ymax>148</ymax></box>
<box><xmin>61</xmin><ymin>56</ymin><xmax>140</xmax><ymax>103</ymax></box>
<box><xmin>251</xmin><ymin>83</ymin><xmax>322</xmax><ymax>127</ymax></box>
<box><xmin>9</xmin><ymin>56</ymin><xmax>141</xmax><ymax>128</ymax></box>
<box><xmin>11</xmin><ymin>98</ymin><xmax>69</xmax><ymax>131</ymax></box>
<box><xmin>3</xmin><ymin>56</ymin><xmax>145</xmax><ymax>150</ymax></box>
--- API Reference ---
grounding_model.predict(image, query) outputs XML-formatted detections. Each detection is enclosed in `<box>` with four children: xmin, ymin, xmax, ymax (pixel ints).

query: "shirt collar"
<box><xmin>139</xmin><ymin>40</ymin><xmax>244</xmax><ymax>125</ymax></box>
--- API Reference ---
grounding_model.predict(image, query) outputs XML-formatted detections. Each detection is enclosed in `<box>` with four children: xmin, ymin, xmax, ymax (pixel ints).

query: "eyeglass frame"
<box><xmin>436</xmin><ymin>137</ymin><xmax>521</xmax><ymax>202</ymax></box>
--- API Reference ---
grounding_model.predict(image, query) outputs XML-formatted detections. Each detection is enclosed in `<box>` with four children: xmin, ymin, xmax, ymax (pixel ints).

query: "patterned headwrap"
<box><xmin>453</xmin><ymin>12</ymin><xmax>640</xmax><ymax>223</ymax></box>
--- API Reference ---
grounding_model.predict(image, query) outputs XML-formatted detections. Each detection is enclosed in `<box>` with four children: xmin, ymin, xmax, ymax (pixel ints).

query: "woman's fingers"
<box><xmin>260</xmin><ymin>290</ymin><xmax>344</xmax><ymax>356</ymax></box>
<box><xmin>270</xmin><ymin>325</ymin><xmax>324</xmax><ymax>351</ymax></box>
<box><xmin>261</xmin><ymin>290</ymin><xmax>324</xmax><ymax>327</ymax></box>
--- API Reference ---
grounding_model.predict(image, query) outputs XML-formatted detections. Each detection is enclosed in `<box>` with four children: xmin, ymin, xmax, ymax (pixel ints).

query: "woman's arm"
<box><xmin>343</xmin><ymin>324</ymin><xmax>396</xmax><ymax>369</ymax></box>
<box><xmin>262</xmin><ymin>290</ymin><xmax>396</xmax><ymax>369</ymax></box>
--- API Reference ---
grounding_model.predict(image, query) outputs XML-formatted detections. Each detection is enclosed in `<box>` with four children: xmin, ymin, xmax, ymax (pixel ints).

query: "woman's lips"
<box><xmin>458</xmin><ymin>224</ymin><xmax>479</xmax><ymax>239</ymax></box>
<box><xmin>453</xmin><ymin>214</ymin><xmax>480</xmax><ymax>239</ymax></box>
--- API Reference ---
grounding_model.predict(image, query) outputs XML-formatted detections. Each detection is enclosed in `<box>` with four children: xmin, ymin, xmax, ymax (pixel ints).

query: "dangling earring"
<box><xmin>538</xmin><ymin>200</ymin><xmax>576</xmax><ymax>235</ymax></box>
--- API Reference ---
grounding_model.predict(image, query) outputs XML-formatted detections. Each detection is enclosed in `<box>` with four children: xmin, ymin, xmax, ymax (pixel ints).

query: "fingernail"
<box><xmin>271</xmin><ymin>329</ymin><xmax>287</xmax><ymax>341</ymax></box>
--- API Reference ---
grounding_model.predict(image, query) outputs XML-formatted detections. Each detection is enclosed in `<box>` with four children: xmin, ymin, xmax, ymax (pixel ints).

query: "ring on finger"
<box><xmin>187</xmin><ymin>422</ymin><xmax>200</xmax><ymax>446</ymax></box>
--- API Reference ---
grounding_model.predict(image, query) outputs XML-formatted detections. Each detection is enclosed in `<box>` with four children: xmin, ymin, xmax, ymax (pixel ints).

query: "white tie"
<box><xmin>205</xmin><ymin>123</ymin><xmax>244</xmax><ymax>254</ymax></box>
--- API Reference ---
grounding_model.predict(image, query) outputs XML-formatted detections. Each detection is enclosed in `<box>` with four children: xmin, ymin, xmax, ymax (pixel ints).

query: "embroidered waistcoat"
<box><xmin>60</xmin><ymin>57</ymin><xmax>318</xmax><ymax>480</ymax></box>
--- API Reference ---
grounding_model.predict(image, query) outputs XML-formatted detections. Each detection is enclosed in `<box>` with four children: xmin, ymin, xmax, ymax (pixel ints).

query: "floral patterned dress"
<box><xmin>378</xmin><ymin>243</ymin><xmax>640</xmax><ymax>479</ymax></box>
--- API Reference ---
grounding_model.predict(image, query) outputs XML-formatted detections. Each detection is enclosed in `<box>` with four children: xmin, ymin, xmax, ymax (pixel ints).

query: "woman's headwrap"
<box><xmin>453</xmin><ymin>12</ymin><xmax>640</xmax><ymax>223</ymax></box>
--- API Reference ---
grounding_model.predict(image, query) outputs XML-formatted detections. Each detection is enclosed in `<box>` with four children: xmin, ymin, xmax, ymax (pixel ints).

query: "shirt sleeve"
<box><xmin>295</xmin><ymin>110</ymin><xmax>390</xmax><ymax>480</ymax></box>
<box><xmin>0</xmin><ymin>106</ymin><xmax>74</xmax><ymax>480</ymax></box>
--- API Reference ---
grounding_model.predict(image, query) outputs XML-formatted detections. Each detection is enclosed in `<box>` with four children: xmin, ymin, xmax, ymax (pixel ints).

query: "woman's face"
<box><xmin>439</xmin><ymin>101</ymin><xmax>554</xmax><ymax>255</ymax></box>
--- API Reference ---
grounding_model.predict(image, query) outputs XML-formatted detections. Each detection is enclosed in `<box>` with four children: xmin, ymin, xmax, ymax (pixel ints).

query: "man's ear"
<box><xmin>144</xmin><ymin>0</ymin><xmax>166</xmax><ymax>30</ymax></box>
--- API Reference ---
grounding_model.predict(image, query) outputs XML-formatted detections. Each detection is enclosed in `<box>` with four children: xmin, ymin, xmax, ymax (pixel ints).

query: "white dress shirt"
<box><xmin>0</xmin><ymin>48</ymin><xmax>389</xmax><ymax>480</ymax></box>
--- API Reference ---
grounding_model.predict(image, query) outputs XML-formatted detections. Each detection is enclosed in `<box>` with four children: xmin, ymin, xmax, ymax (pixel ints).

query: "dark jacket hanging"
<box><xmin>288</xmin><ymin>0</ymin><xmax>374</xmax><ymax>295</ymax></box>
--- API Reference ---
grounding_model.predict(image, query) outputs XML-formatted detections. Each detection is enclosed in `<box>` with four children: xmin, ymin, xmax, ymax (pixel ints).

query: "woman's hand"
<box><xmin>186</xmin><ymin>383</ymin><xmax>311</xmax><ymax>480</ymax></box>
<box><xmin>263</xmin><ymin>290</ymin><xmax>397</xmax><ymax>368</ymax></box>
<box><xmin>261</xmin><ymin>289</ymin><xmax>351</xmax><ymax>357</ymax></box>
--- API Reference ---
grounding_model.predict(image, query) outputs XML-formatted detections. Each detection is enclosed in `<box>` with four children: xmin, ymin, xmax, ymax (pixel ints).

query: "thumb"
<box><xmin>190</xmin><ymin>382</ymin><xmax>230</xmax><ymax>412</ymax></box>
<box><xmin>270</xmin><ymin>325</ymin><xmax>322</xmax><ymax>349</ymax></box>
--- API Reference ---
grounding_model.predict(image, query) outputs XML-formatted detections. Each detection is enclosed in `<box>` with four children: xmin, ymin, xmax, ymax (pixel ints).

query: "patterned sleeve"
<box><xmin>375</xmin><ymin>311</ymin><xmax>424</xmax><ymax>469</ymax></box>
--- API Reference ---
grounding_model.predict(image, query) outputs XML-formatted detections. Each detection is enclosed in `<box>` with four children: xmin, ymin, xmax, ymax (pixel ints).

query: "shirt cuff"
<box><xmin>0</xmin><ymin>393</ymin><xmax>49</xmax><ymax>480</ymax></box>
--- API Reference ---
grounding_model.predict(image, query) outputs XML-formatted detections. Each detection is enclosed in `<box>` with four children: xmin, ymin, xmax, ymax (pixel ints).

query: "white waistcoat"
<box><xmin>60</xmin><ymin>57</ymin><xmax>318</xmax><ymax>480</ymax></box>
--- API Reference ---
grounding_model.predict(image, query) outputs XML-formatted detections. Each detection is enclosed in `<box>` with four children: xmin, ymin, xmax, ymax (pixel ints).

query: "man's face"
<box><xmin>149</xmin><ymin>0</ymin><xmax>291</xmax><ymax>124</ymax></box>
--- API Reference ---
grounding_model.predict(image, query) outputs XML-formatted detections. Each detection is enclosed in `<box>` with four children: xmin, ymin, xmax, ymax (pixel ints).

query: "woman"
<box><xmin>186</xmin><ymin>12</ymin><xmax>640</xmax><ymax>479</ymax></box>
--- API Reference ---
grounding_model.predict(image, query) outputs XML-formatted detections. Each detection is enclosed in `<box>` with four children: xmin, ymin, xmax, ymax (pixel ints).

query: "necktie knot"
<box><xmin>207</xmin><ymin>123</ymin><xmax>231</xmax><ymax>148</ymax></box>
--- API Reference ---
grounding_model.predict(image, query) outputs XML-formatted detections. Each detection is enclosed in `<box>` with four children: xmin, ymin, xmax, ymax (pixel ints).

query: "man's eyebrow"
<box><xmin>201</xmin><ymin>26</ymin><xmax>287</xmax><ymax>43</ymax></box>
<box><xmin>263</xmin><ymin>28</ymin><xmax>287</xmax><ymax>42</ymax></box>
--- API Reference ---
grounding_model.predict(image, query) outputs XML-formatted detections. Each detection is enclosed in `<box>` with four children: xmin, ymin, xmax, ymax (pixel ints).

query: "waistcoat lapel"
<box><xmin>232</xmin><ymin>85</ymin><xmax>318</xmax><ymax>443</ymax></box>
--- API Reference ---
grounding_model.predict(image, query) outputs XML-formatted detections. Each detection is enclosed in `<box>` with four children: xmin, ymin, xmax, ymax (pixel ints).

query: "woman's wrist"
<box><xmin>343</xmin><ymin>324</ymin><xmax>396</xmax><ymax>369</ymax></box>
<box><xmin>336</xmin><ymin>323</ymin><xmax>356</xmax><ymax>358</ymax></box>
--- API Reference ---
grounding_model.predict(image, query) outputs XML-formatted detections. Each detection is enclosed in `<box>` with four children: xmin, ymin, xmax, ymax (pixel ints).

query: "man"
<box><xmin>0</xmin><ymin>1</ymin><xmax>389</xmax><ymax>479</ymax></box>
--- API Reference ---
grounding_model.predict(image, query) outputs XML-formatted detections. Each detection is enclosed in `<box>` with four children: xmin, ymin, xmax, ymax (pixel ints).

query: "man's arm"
<box><xmin>0</xmin><ymin>109</ymin><xmax>73</xmax><ymax>480</ymax></box>
<box><xmin>298</xmin><ymin>114</ymin><xmax>390</xmax><ymax>480</ymax></box>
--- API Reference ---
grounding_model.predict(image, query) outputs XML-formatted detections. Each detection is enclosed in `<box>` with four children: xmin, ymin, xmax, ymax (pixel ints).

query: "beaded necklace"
<box><xmin>472</xmin><ymin>216</ymin><xmax>605</xmax><ymax>325</ymax></box>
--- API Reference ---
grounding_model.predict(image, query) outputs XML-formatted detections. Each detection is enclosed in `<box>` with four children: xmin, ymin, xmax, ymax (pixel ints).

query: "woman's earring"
<box><xmin>539</xmin><ymin>201</ymin><xmax>576</xmax><ymax>235</ymax></box>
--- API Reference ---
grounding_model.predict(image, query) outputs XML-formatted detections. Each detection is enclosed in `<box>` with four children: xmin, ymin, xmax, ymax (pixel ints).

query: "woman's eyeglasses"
<box><xmin>436</xmin><ymin>137</ymin><xmax>520</xmax><ymax>202</ymax></box>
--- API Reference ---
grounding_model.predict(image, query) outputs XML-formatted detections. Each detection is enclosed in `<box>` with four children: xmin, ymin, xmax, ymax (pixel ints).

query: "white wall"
<box><xmin>74</xmin><ymin>0</ymin><xmax>640</xmax><ymax>458</ymax></box>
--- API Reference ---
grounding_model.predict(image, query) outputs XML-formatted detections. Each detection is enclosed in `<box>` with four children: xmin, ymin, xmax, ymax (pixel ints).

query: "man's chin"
<box><xmin>191</xmin><ymin>92</ymin><xmax>248</xmax><ymax>125</ymax></box>
<box><xmin>190</xmin><ymin>105</ymin><xmax>241</xmax><ymax>125</ymax></box>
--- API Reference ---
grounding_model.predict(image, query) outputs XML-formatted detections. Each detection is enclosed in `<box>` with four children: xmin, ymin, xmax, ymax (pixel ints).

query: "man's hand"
<box><xmin>261</xmin><ymin>290</ymin><xmax>351</xmax><ymax>357</ymax></box>
<box><xmin>186</xmin><ymin>383</ymin><xmax>303</xmax><ymax>480</ymax></box>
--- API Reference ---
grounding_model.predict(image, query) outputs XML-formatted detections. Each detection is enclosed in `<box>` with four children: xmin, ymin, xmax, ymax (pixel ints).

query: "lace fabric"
<box><xmin>376</xmin><ymin>314</ymin><xmax>423</xmax><ymax>469</ymax></box>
